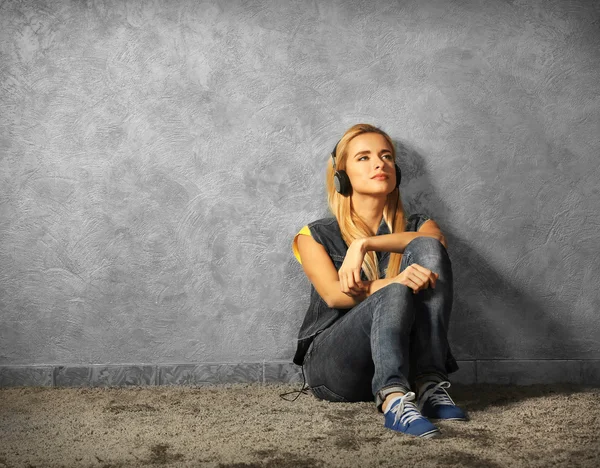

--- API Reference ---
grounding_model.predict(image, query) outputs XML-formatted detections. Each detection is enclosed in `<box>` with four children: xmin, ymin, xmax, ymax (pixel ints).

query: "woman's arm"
<box><xmin>362</xmin><ymin>231</ymin><xmax>431</xmax><ymax>253</ymax></box>
<box><xmin>337</xmin><ymin>230</ymin><xmax>445</xmax><ymax>299</ymax></box>
<box><xmin>297</xmin><ymin>234</ymin><xmax>410</xmax><ymax>309</ymax></box>
<box><xmin>297</xmin><ymin>229</ymin><xmax>445</xmax><ymax>309</ymax></box>
<box><xmin>296</xmin><ymin>233</ymin><xmax>362</xmax><ymax>308</ymax></box>
<box><xmin>353</xmin><ymin>222</ymin><xmax>447</xmax><ymax>255</ymax></box>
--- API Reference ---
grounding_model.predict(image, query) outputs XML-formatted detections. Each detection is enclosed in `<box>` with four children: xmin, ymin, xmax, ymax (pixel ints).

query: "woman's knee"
<box><xmin>404</xmin><ymin>236</ymin><xmax>449</xmax><ymax>263</ymax></box>
<box><xmin>372</xmin><ymin>282</ymin><xmax>413</xmax><ymax>311</ymax></box>
<box><xmin>376</xmin><ymin>281</ymin><xmax>411</xmax><ymax>299</ymax></box>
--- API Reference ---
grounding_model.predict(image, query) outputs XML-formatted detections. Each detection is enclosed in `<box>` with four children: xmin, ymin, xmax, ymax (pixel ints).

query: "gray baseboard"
<box><xmin>1</xmin><ymin>360</ymin><xmax>599</xmax><ymax>387</ymax></box>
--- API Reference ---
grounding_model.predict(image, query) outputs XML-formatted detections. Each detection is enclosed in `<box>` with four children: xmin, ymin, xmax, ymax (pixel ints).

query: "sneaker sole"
<box><xmin>384</xmin><ymin>426</ymin><xmax>442</xmax><ymax>438</ymax></box>
<box><xmin>419</xmin><ymin>428</ymin><xmax>442</xmax><ymax>439</ymax></box>
<box><xmin>427</xmin><ymin>416</ymin><xmax>469</xmax><ymax>422</ymax></box>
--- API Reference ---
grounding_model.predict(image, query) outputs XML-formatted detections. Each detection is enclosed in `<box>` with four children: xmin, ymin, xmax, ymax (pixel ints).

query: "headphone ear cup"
<box><xmin>395</xmin><ymin>164</ymin><xmax>402</xmax><ymax>188</ymax></box>
<box><xmin>334</xmin><ymin>170</ymin><xmax>351</xmax><ymax>196</ymax></box>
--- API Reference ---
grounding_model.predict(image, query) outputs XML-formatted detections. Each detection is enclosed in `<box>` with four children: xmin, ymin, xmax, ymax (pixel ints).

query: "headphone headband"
<box><xmin>330</xmin><ymin>141</ymin><xmax>340</xmax><ymax>170</ymax></box>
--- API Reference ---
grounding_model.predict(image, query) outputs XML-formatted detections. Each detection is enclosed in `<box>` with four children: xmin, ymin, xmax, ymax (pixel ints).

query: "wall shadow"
<box><xmin>394</xmin><ymin>139</ymin><xmax>586</xmax><ymax>362</ymax></box>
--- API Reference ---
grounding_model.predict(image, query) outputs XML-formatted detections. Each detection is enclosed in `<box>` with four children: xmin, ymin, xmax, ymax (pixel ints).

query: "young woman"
<box><xmin>291</xmin><ymin>123</ymin><xmax>467</xmax><ymax>438</ymax></box>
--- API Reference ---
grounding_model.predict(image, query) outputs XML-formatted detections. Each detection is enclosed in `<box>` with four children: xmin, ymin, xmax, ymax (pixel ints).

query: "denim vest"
<box><xmin>293</xmin><ymin>213</ymin><xmax>431</xmax><ymax>366</ymax></box>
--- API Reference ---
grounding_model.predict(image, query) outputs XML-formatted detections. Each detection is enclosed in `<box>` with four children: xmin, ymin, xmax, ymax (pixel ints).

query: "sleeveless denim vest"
<box><xmin>293</xmin><ymin>213</ymin><xmax>459</xmax><ymax>375</ymax></box>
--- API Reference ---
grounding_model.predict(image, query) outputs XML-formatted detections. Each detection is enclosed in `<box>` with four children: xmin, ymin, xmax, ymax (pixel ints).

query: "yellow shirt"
<box><xmin>292</xmin><ymin>225</ymin><xmax>311</xmax><ymax>264</ymax></box>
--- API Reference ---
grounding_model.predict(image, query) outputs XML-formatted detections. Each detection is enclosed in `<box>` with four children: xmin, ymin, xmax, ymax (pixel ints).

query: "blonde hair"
<box><xmin>326</xmin><ymin>123</ymin><xmax>407</xmax><ymax>280</ymax></box>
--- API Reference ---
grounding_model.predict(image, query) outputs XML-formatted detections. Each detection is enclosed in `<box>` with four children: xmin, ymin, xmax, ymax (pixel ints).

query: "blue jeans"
<box><xmin>302</xmin><ymin>237</ymin><xmax>454</xmax><ymax>412</ymax></box>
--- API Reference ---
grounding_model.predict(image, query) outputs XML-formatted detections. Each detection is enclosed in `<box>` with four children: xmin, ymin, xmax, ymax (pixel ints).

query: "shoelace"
<box><xmin>390</xmin><ymin>392</ymin><xmax>423</xmax><ymax>427</ymax></box>
<box><xmin>417</xmin><ymin>381</ymin><xmax>456</xmax><ymax>412</ymax></box>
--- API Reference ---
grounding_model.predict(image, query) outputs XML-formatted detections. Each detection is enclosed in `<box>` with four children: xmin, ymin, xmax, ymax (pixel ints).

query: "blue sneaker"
<box><xmin>417</xmin><ymin>381</ymin><xmax>468</xmax><ymax>421</ymax></box>
<box><xmin>384</xmin><ymin>392</ymin><xmax>441</xmax><ymax>438</ymax></box>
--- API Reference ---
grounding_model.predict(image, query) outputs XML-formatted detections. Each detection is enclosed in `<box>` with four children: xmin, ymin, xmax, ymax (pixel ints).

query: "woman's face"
<box><xmin>344</xmin><ymin>133</ymin><xmax>396</xmax><ymax>197</ymax></box>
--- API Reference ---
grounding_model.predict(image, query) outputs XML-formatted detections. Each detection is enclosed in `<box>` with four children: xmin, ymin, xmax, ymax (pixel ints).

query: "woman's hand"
<box><xmin>392</xmin><ymin>263</ymin><xmax>439</xmax><ymax>294</ymax></box>
<box><xmin>338</xmin><ymin>238</ymin><xmax>368</xmax><ymax>297</ymax></box>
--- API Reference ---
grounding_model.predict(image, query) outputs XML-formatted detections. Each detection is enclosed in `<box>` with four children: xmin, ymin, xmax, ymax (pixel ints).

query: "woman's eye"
<box><xmin>383</xmin><ymin>154</ymin><xmax>393</xmax><ymax>159</ymax></box>
<box><xmin>358</xmin><ymin>156</ymin><xmax>368</xmax><ymax>161</ymax></box>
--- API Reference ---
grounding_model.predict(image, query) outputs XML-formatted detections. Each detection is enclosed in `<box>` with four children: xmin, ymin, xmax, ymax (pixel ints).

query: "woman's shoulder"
<box><xmin>301</xmin><ymin>217</ymin><xmax>343</xmax><ymax>246</ymax></box>
<box><xmin>292</xmin><ymin>217</ymin><xmax>340</xmax><ymax>264</ymax></box>
<box><xmin>293</xmin><ymin>217</ymin><xmax>338</xmax><ymax>241</ymax></box>
<box><xmin>405</xmin><ymin>212</ymin><xmax>432</xmax><ymax>232</ymax></box>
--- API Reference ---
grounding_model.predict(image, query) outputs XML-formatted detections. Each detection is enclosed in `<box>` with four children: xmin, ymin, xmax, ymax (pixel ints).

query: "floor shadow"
<box><xmin>448</xmin><ymin>382</ymin><xmax>599</xmax><ymax>412</ymax></box>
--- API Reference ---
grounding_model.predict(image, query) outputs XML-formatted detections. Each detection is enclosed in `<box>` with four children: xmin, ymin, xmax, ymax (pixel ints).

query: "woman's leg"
<box><xmin>303</xmin><ymin>282</ymin><xmax>417</xmax><ymax>412</ymax></box>
<box><xmin>401</xmin><ymin>237</ymin><xmax>467</xmax><ymax>421</ymax></box>
<box><xmin>402</xmin><ymin>236</ymin><xmax>454</xmax><ymax>386</ymax></box>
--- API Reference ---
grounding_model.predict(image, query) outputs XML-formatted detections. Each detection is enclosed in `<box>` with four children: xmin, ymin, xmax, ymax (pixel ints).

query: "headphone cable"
<box><xmin>278</xmin><ymin>365</ymin><xmax>309</xmax><ymax>402</ymax></box>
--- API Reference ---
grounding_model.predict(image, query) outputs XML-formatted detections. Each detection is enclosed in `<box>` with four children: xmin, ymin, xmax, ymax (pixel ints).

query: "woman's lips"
<box><xmin>371</xmin><ymin>175</ymin><xmax>388</xmax><ymax>180</ymax></box>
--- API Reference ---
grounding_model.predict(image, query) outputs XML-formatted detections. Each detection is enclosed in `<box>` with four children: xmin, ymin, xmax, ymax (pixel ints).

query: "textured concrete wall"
<box><xmin>1</xmin><ymin>0</ymin><xmax>599</xmax><ymax>373</ymax></box>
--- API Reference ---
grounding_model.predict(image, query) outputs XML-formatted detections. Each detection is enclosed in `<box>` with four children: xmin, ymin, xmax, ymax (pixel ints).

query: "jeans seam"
<box><xmin>378</xmin><ymin>383</ymin><xmax>410</xmax><ymax>394</ymax></box>
<box><xmin>371</xmin><ymin>292</ymin><xmax>383</xmax><ymax>394</ymax></box>
<box><xmin>376</xmin><ymin>383</ymin><xmax>411</xmax><ymax>412</ymax></box>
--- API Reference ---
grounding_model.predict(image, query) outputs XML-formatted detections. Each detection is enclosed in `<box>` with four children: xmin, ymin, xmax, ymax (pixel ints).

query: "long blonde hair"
<box><xmin>326</xmin><ymin>124</ymin><xmax>407</xmax><ymax>280</ymax></box>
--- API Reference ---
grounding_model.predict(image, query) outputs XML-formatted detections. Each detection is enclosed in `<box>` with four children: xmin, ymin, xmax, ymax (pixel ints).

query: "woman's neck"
<box><xmin>350</xmin><ymin>194</ymin><xmax>386</xmax><ymax>235</ymax></box>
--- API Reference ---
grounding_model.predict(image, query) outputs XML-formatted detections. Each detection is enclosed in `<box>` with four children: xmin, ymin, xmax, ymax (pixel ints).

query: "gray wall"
<box><xmin>1</xmin><ymin>0</ymin><xmax>599</xmax><ymax>386</ymax></box>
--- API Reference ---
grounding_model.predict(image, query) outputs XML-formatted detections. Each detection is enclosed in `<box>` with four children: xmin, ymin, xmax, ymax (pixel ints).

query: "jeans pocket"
<box><xmin>310</xmin><ymin>384</ymin><xmax>349</xmax><ymax>402</ymax></box>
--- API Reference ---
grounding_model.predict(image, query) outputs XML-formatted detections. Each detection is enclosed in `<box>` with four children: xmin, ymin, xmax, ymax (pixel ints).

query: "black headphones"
<box><xmin>331</xmin><ymin>139</ymin><xmax>402</xmax><ymax>196</ymax></box>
